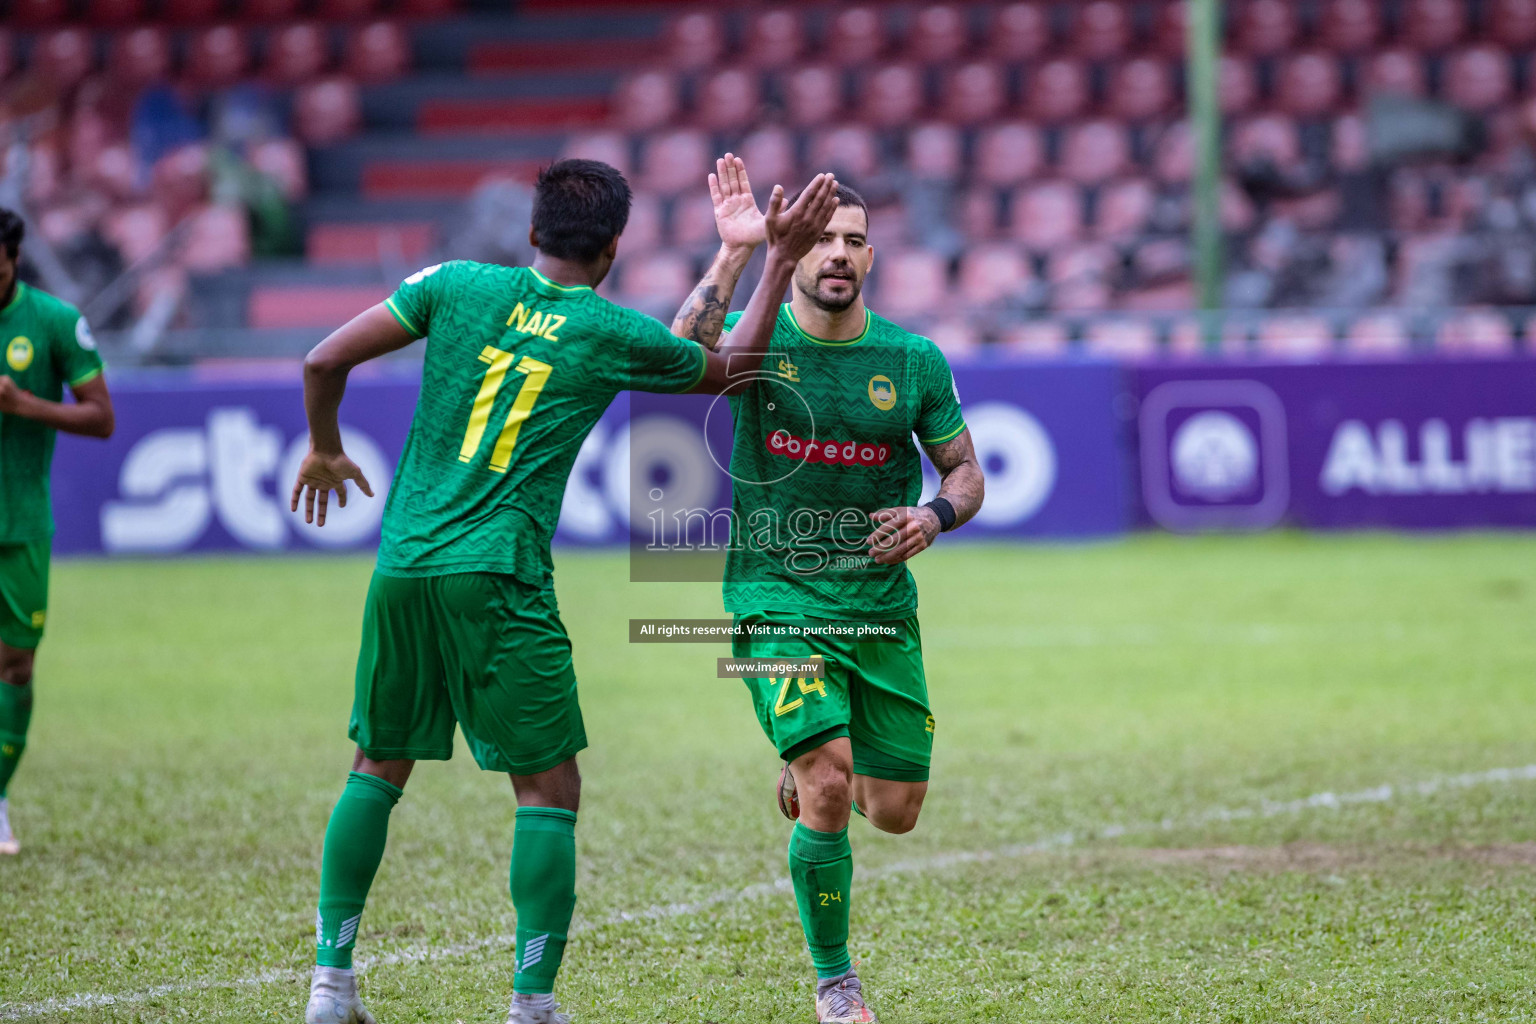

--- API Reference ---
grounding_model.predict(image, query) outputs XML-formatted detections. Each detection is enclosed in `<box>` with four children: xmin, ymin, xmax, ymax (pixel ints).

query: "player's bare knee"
<box><xmin>862</xmin><ymin>781</ymin><xmax>927</xmax><ymax>834</ymax></box>
<box><xmin>797</xmin><ymin>754</ymin><xmax>853</xmax><ymax>816</ymax></box>
<box><xmin>511</xmin><ymin>757</ymin><xmax>581</xmax><ymax>812</ymax></box>
<box><xmin>868</xmin><ymin>804</ymin><xmax>921</xmax><ymax>835</ymax></box>
<box><xmin>0</xmin><ymin>648</ymin><xmax>34</xmax><ymax>688</ymax></box>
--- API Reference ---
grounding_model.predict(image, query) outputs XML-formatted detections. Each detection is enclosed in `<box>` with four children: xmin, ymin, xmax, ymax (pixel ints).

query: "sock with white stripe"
<box><xmin>511</xmin><ymin>806</ymin><xmax>578</xmax><ymax>995</ymax></box>
<box><xmin>315</xmin><ymin>771</ymin><xmax>403</xmax><ymax>969</ymax></box>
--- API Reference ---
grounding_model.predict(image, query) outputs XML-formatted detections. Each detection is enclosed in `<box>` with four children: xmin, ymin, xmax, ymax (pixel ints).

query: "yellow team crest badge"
<box><xmin>30</xmin><ymin>610</ymin><xmax>45</xmax><ymax>629</ymax></box>
<box><xmin>6</xmin><ymin>336</ymin><xmax>33</xmax><ymax>372</ymax></box>
<box><xmin>867</xmin><ymin>374</ymin><xmax>896</xmax><ymax>411</ymax></box>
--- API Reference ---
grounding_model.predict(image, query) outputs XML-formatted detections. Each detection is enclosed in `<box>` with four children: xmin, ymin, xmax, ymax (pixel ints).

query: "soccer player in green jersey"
<box><xmin>670</xmin><ymin>161</ymin><xmax>985</xmax><ymax>1023</ymax></box>
<box><xmin>288</xmin><ymin>159</ymin><xmax>840</xmax><ymax>1024</ymax></box>
<box><xmin>0</xmin><ymin>207</ymin><xmax>115</xmax><ymax>857</ymax></box>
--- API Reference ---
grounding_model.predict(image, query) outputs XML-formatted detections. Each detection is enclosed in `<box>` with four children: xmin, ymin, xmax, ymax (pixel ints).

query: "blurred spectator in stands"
<box><xmin>131</xmin><ymin>85</ymin><xmax>204</xmax><ymax>176</ymax></box>
<box><xmin>448</xmin><ymin>175</ymin><xmax>536</xmax><ymax>269</ymax></box>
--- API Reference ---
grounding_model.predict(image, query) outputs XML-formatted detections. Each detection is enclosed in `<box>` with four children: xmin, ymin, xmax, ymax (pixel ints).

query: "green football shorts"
<box><xmin>0</xmin><ymin>539</ymin><xmax>50</xmax><ymax>650</ymax></box>
<box><xmin>350</xmin><ymin>571</ymin><xmax>586</xmax><ymax>775</ymax></box>
<box><xmin>732</xmin><ymin>613</ymin><xmax>934</xmax><ymax>782</ymax></box>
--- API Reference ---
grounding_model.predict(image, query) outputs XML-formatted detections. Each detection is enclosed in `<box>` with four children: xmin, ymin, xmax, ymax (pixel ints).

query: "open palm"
<box><xmin>710</xmin><ymin>153</ymin><xmax>766</xmax><ymax>251</ymax></box>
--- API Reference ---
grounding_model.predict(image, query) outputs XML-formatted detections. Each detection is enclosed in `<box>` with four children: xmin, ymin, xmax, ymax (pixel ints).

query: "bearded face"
<box><xmin>792</xmin><ymin>203</ymin><xmax>873</xmax><ymax>313</ymax></box>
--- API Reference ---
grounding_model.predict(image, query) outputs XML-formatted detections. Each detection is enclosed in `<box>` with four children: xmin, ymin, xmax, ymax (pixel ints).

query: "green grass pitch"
<box><xmin>3</xmin><ymin>534</ymin><xmax>1535</xmax><ymax>1022</ymax></box>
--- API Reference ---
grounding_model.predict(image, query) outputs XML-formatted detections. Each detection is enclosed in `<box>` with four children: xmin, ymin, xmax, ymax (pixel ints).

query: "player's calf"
<box><xmin>851</xmin><ymin>778</ymin><xmax>927</xmax><ymax>835</ymax></box>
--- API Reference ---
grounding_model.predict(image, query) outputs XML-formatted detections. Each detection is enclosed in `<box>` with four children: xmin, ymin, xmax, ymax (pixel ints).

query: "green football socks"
<box><xmin>510</xmin><ymin>807</ymin><xmax>578</xmax><ymax>995</ymax></box>
<box><xmin>0</xmin><ymin>681</ymin><xmax>33</xmax><ymax>799</ymax></box>
<box><xmin>315</xmin><ymin>771</ymin><xmax>403</xmax><ymax>968</ymax></box>
<box><xmin>789</xmin><ymin>821</ymin><xmax>854</xmax><ymax>978</ymax></box>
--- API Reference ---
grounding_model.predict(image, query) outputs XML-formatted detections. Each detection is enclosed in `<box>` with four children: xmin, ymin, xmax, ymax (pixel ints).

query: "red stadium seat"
<box><xmin>905</xmin><ymin>4</ymin><xmax>970</xmax><ymax>64</ymax></box>
<box><xmin>1153</xmin><ymin>1</ymin><xmax>1188</xmax><ymax>56</ymax></box>
<box><xmin>1060</xmin><ymin>120</ymin><xmax>1130</xmax><ymax>185</ymax></box>
<box><xmin>956</xmin><ymin>242</ymin><xmax>1033</xmax><ymax>306</ymax></box>
<box><xmin>1096</xmin><ymin>177</ymin><xmax>1156</xmax><ymax>241</ymax></box>
<box><xmin>1230</xmin><ymin>114</ymin><xmax>1301</xmax><ymax>168</ymax></box>
<box><xmin>186</xmin><ymin>26</ymin><xmax>250</xmax><ymax>89</ymax></box>
<box><xmin>241</xmin><ymin>0</ymin><xmax>302</xmax><ymax>22</ymax></box>
<box><xmin>739</xmin><ymin>126</ymin><xmax>797</xmax><ymax>188</ymax></box>
<box><xmin>1047</xmin><ymin>241</ymin><xmax>1115</xmax><ymax>285</ymax></box>
<box><xmin>1071</xmin><ymin>0</ymin><xmax>1133</xmax><ymax>59</ymax></box>
<box><xmin>308</xmin><ymin>222</ymin><xmax>433</xmax><ymax>265</ymax></box>
<box><xmin>108</xmin><ymin>27</ymin><xmax>172</xmax><ymax>87</ymax></box>
<box><xmin>612</xmin><ymin>71</ymin><xmax>679</xmax><ymax>132</ymax></box>
<box><xmin>907</xmin><ymin>122</ymin><xmax>963</xmax><ymax>180</ymax></box>
<box><xmin>1152</xmin><ymin>121</ymin><xmax>1193</xmax><ymax>183</ymax></box>
<box><xmin>956</xmin><ymin>186</ymin><xmax>1003</xmax><ymax>240</ymax></box>
<box><xmin>825</xmin><ymin>6</ymin><xmax>887</xmax><ymax>66</ymax></box>
<box><xmin>695</xmin><ymin>68</ymin><xmax>761</xmax><ymax>131</ymax></box>
<box><xmin>1362</xmin><ymin>48</ymin><xmax>1428</xmax><ymax>97</ymax></box>
<box><xmin>560</xmin><ymin>131</ymin><xmax>631</xmax><ymax>176</ymax></box>
<box><xmin>1232</xmin><ymin>0</ymin><xmax>1298</xmax><ymax>56</ymax></box>
<box><xmin>88</xmin><ymin>143</ymin><xmax>139</xmax><ymax>200</ymax></box>
<box><xmin>1218</xmin><ymin>55</ymin><xmax>1260</xmax><ymax>115</ymax></box>
<box><xmin>784</xmin><ymin>65</ymin><xmax>843</xmax><ymax>128</ymax></box>
<box><xmin>618</xmin><ymin>251</ymin><xmax>693</xmax><ymax>307</ymax></box>
<box><xmin>9</xmin><ymin>0</ymin><xmax>67</xmax><ymax>27</ymax></box>
<box><xmin>293</xmin><ymin>77</ymin><xmax>361</xmax><ymax>145</ymax></box>
<box><xmin>1444</xmin><ymin>46</ymin><xmax>1513</xmax><ymax>111</ymax></box>
<box><xmin>344</xmin><ymin>21</ymin><xmax>409</xmax><ymax>83</ymax></box>
<box><xmin>151</xmin><ymin>144</ymin><xmax>211</xmax><ymax>222</ymax></box>
<box><xmin>1025</xmin><ymin>58</ymin><xmax>1089</xmax><ymax>123</ymax></box>
<box><xmin>249</xmin><ymin>137</ymin><xmax>307</xmax><ymax>199</ymax></box>
<box><xmin>162</xmin><ymin>0</ymin><xmax>222</xmax><ymax>23</ymax></box>
<box><xmin>859</xmin><ymin>63</ymin><xmax>925</xmax><ymax>127</ymax></box>
<box><xmin>180</xmin><ymin>204</ymin><xmax>250</xmax><ymax>272</ymax></box>
<box><xmin>265</xmin><ymin>23</ymin><xmax>332</xmax><ymax>86</ymax></box>
<box><xmin>105</xmin><ymin>203</ymin><xmax>170</xmax><ymax>264</ymax></box>
<box><xmin>986</xmin><ymin>2</ymin><xmax>1051</xmax><ymax>60</ymax></box>
<box><xmin>1276</xmin><ymin>51</ymin><xmax>1345</xmax><ymax>117</ymax></box>
<box><xmin>1257</xmin><ymin>315</ymin><xmax>1335</xmax><ymax>359</ymax></box>
<box><xmin>974</xmin><ymin>122</ymin><xmax>1045</xmax><ymax>186</ymax></box>
<box><xmin>1437</xmin><ymin>309</ymin><xmax>1515</xmax><ymax>354</ymax></box>
<box><xmin>638</xmin><ymin>129</ymin><xmax>710</xmax><ymax>195</ymax></box>
<box><xmin>1318</xmin><ymin>0</ymin><xmax>1381</xmax><ymax>52</ymax></box>
<box><xmin>1486</xmin><ymin>0</ymin><xmax>1536</xmax><ymax>46</ymax></box>
<box><xmin>665</xmin><ymin>11</ymin><xmax>727</xmax><ymax>72</ymax></box>
<box><xmin>940</xmin><ymin>61</ymin><xmax>1007</xmax><ymax>125</ymax></box>
<box><xmin>31</xmin><ymin>29</ymin><xmax>96</xmax><ymax>88</ymax></box>
<box><xmin>621</xmin><ymin>194</ymin><xmax>662</xmax><ymax>251</ymax></box>
<box><xmin>1085</xmin><ymin>320</ymin><xmax>1157</xmax><ymax>358</ymax></box>
<box><xmin>318</xmin><ymin>0</ymin><xmax>378</xmax><ymax>20</ymax></box>
<box><xmin>1107</xmin><ymin>57</ymin><xmax>1175</xmax><ymax>121</ymax></box>
<box><xmin>1345</xmin><ymin>313</ymin><xmax>1409</xmax><ymax>356</ymax></box>
<box><xmin>998</xmin><ymin>321</ymin><xmax>1069</xmax><ymax>357</ymax></box>
<box><xmin>875</xmin><ymin>248</ymin><xmax>947</xmax><ymax>318</ymax></box>
<box><xmin>397</xmin><ymin>0</ymin><xmax>459</xmax><ymax>17</ymax></box>
<box><xmin>671</xmin><ymin>194</ymin><xmax>719</xmax><ymax>248</ymax></box>
<box><xmin>1400</xmin><ymin>0</ymin><xmax>1466</xmax><ymax>50</ymax></box>
<box><xmin>743</xmin><ymin>8</ymin><xmax>804</xmax><ymax>69</ymax></box>
<box><xmin>87</xmin><ymin>0</ymin><xmax>145</xmax><ymax>26</ymax></box>
<box><xmin>807</xmin><ymin>125</ymin><xmax>878</xmax><ymax>180</ymax></box>
<box><xmin>1010</xmin><ymin>181</ymin><xmax>1085</xmax><ymax>252</ymax></box>
<box><xmin>925</xmin><ymin>319</ymin><xmax>980</xmax><ymax>358</ymax></box>
<box><xmin>1332</xmin><ymin>112</ymin><xmax>1369</xmax><ymax>171</ymax></box>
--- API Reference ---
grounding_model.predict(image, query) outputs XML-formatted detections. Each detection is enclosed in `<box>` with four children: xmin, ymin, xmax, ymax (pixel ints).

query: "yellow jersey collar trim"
<box><xmin>784</xmin><ymin>304</ymin><xmax>870</xmax><ymax>346</ymax></box>
<box><xmin>529</xmin><ymin>267</ymin><xmax>593</xmax><ymax>294</ymax></box>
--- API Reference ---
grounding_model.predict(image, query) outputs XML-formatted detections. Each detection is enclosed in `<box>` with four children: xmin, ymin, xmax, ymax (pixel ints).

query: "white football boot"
<box><xmin>0</xmin><ymin>798</ymin><xmax>19</xmax><ymax>855</ymax></box>
<box><xmin>816</xmin><ymin>968</ymin><xmax>878</xmax><ymax>1023</ymax></box>
<box><xmin>505</xmin><ymin>993</ymin><xmax>570</xmax><ymax>1024</ymax></box>
<box><xmin>305</xmin><ymin>966</ymin><xmax>377</xmax><ymax>1024</ymax></box>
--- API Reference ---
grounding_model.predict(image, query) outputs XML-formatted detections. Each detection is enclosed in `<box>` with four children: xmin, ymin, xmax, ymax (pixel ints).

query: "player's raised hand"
<box><xmin>865</xmin><ymin>505</ymin><xmax>943</xmax><ymax>565</ymax></box>
<box><xmin>709</xmin><ymin>153</ymin><xmax>766</xmax><ymax>253</ymax></box>
<box><xmin>290</xmin><ymin>448</ymin><xmax>374</xmax><ymax>526</ymax></box>
<box><xmin>764</xmin><ymin>172</ymin><xmax>840</xmax><ymax>264</ymax></box>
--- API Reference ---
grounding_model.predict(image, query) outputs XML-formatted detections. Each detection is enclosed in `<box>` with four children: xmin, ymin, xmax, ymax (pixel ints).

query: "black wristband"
<box><xmin>923</xmin><ymin>496</ymin><xmax>957</xmax><ymax>532</ymax></box>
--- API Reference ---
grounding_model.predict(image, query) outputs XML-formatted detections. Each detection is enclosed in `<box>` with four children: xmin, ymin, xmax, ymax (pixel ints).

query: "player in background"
<box><xmin>671</xmin><ymin>162</ymin><xmax>984</xmax><ymax>1023</ymax></box>
<box><xmin>0</xmin><ymin>207</ymin><xmax>115</xmax><ymax>857</ymax></box>
<box><xmin>289</xmin><ymin>159</ymin><xmax>839</xmax><ymax>1024</ymax></box>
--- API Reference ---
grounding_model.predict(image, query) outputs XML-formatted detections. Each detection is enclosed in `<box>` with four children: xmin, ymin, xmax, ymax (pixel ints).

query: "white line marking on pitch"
<box><xmin>5</xmin><ymin>763</ymin><xmax>1534</xmax><ymax>1020</ymax></box>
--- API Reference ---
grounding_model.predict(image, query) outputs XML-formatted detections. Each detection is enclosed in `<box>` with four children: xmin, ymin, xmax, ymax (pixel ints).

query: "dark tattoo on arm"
<box><xmin>923</xmin><ymin>429</ymin><xmax>985</xmax><ymax>529</ymax></box>
<box><xmin>672</xmin><ymin>282</ymin><xmax>731</xmax><ymax>351</ymax></box>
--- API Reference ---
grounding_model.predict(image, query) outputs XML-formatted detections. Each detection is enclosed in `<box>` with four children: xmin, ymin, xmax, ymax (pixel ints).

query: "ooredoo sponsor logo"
<box><xmin>765</xmin><ymin>430</ymin><xmax>892</xmax><ymax>467</ymax></box>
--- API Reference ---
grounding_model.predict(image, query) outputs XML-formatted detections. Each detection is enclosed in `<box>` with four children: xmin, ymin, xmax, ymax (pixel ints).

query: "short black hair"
<box><xmin>0</xmin><ymin>207</ymin><xmax>24</xmax><ymax>261</ymax></box>
<box><xmin>787</xmin><ymin>182</ymin><xmax>869</xmax><ymax>233</ymax></box>
<box><xmin>531</xmin><ymin>159</ymin><xmax>632</xmax><ymax>263</ymax></box>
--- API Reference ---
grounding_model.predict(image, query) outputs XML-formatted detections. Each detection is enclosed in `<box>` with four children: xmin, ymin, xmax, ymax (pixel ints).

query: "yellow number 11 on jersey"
<box><xmin>459</xmin><ymin>345</ymin><xmax>553</xmax><ymax>474</ymax></box>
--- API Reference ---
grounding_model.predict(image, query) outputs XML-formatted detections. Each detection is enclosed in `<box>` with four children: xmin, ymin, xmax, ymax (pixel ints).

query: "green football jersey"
<box><xmin>0</xmin><ymin>282</ymin><xmax>105</xmax><ymax>543</ymax></box>
<box><xmin>378</xmin><ymin>261</ymin><xmax>707</xmax><ymax>584</ymax></box>
<box><xmin>719</xmin><ymin>304</ymin><xmax>966</xmax><ymax>620</ymax></box>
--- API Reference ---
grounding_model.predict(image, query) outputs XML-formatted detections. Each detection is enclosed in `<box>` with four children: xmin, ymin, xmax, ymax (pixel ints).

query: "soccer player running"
<box><xmin>0</xmin><ymin>207</ymin><xmax>115</xmax><ymax>857</ymax></box>
<box><xmin>671</xmin><ymin>160</ymin><xmax>984</xmax><ymax>1024</ymax></box>
<box><xmin>289</xmin><ymin>159</ymin><xmax>839</xmax><ymax>1024</ymax></box>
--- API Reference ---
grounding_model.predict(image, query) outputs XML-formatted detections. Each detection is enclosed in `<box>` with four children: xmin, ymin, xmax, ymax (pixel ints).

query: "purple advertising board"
<box><xmin>1132</xmin><ymin>358</ymin><xmax>1536</xmax><ymax>530</ymax></box>
<box><xmin>49</xmin><ymin>361</ymin><xmax>1130</xmax><ymax>556</ymax></box>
